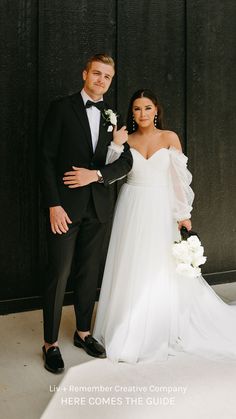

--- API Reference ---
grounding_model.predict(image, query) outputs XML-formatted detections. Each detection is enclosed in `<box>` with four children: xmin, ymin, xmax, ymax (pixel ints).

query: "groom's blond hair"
<box><xmin>85</xmin><ymin>54</ymin><xmax>115</xmax><ymax>72</ymax></box>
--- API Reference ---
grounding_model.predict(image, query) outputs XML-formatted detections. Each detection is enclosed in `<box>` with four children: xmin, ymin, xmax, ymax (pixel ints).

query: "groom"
<box><xmin>40</xmin><ymin>53</ymin><xmax>132</xmax><ymax>373</ymax></box>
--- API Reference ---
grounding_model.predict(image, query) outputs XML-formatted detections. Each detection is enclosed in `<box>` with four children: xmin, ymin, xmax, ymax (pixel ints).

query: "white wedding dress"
<box><xmin>94</xmin><ymin>146</ymin><xmax>236</xmax><ymax>363</ymax></box>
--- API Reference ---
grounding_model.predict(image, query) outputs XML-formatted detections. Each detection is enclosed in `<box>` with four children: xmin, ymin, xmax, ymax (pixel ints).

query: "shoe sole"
<box><xmin>44</xmin><ymin>364</ymin><xmax>64</xmax><ymax>374</ymax></box>
<box><xmin>74</xmin><ymin>340</ymin><xmax>106</xmax><ymax>358</ymax></box>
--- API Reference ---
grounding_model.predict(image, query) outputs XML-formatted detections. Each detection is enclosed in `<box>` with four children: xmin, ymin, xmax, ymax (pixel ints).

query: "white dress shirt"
<box><xmin>81</xmin><ymin>89</ymin><xmax>103</xmax><ymax>152</ymax></box>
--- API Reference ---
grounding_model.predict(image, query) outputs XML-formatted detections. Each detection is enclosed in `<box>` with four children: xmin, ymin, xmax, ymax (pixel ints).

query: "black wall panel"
<box><xmin>0</xmin><ymin>1</ymin><xmax>39</xmax><ymax>300</ymax></box>
<box><xmin>0</xmin><ymin>0</ymin><xmax>235</xmax><ymax>313</ymax></box>
<box><xmin>186</xmin><ymin>0</ymin><xmax>236</xmax><ymax>275</ymax></box>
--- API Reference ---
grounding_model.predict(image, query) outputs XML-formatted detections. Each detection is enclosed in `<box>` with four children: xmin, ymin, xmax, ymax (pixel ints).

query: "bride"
<box><xmin>93</xmin><ymin>89</ymin><xmax>236</xmax><ymax>363</ymax></box>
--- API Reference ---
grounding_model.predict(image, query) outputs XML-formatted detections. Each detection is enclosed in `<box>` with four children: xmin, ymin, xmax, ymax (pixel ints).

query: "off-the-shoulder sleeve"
<box><xmin>169</xmin><ymin>147</ymin><xmax>194</xmax><ymax>221</ymax></box>
<box><xmin>105</xmin><ymin>141</ymin><xmax>124</xmax><ymax>164</ymax></box>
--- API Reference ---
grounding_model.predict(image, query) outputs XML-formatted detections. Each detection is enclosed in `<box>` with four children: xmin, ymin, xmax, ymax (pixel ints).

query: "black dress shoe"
<box><xmin>74</xmin><ymin>332</ymin><xmax>106</xmax><ymax>358</ymax></box>
<box><xmin>42</xmin><ymin>346</ymin><xmax>64</xmax><ymax>374</ymax></box>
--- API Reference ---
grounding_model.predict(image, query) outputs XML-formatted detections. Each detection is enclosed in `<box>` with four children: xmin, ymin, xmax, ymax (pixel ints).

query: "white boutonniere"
<box><xmin>102</xmin><ymin>109</ymin><xmax>118</xmax><ymax>130</ymax></box>
<box><xmin>172</xmin><ymin>235</ymin><xmax>207</xmax><ymax>278</ymax></box>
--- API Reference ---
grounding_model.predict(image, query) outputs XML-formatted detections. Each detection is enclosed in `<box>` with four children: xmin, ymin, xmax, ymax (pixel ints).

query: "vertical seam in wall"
<box><xmin>115</xmin><ymin>0</ymin><xmax>119</xmax><ymax>197</ymax></box>
<box><xmin>184</xmin><ymin>0</ymin><xmax>188</xmax><ymax>154</ymax></box>
<box><xmin>36</xmin><ymin>0</ymin><xmax>40</xmax><ymax>271</ymax></box>
<box><xmin>115</xmin><ymin>0</ymin><xmax>118</xmax><ymax>110</ymax></box>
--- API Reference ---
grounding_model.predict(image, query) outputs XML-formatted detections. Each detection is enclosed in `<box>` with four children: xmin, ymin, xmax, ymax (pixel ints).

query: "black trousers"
<box><xmin>43</xmin><ymin>198</ymin><xmax>108</xmax><ymax>343</ymax></box>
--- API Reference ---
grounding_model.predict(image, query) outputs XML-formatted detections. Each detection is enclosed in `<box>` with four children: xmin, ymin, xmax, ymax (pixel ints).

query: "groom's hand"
<box><xmin>63</xmin><ymin>167</ymin><xmax>98</xmax><ymax>188</ymax></box>
<box><xmin>49</xmin><ymin>206</ymin><xmax>72</xmax><ymax>234</ymax></box>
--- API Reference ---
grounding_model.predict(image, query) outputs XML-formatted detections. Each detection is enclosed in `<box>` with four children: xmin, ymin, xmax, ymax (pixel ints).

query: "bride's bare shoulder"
<box><xmin>161</xmin><ymin>130</ymin><xmax>182</xmax><ymax>151</ymax></box>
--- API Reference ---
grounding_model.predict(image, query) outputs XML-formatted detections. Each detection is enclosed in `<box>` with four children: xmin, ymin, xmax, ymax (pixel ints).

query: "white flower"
<box><xmin>173</xmin><ymin>241</ymin><xmax>192</xmax><ymax>264</ymax></box>
<box><xmin>187</xmin><ymin>235</ymin><xmax>201</xmax><ymax>250</ymax></box>
<box><xmin>176</xmin><ymin>263</ymin><xmax>200</xmax><ymax>278</ymax></box>
<box><xmin>107</xmin><ymin>125</ymin><xmax>113</xmax><ymax>132</ymax></box>
<box><xmin>192</xmin><ymin>255</ymin><xmax>207</xmax><ymax>268</ymax></box>
<box><xmin>172</xmin><ymin>234</ymin><xmax>207</xmax><ymax>278</ymax></box>
<box><xmin>103</xmin><ymin>109</ymin><xmax>118</xmax><ymax>126</ymax></box>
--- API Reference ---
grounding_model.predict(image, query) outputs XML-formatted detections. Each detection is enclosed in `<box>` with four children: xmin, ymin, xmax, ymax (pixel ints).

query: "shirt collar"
<box><xmin>81</xmin><ymin>89</ymin><xmax>103</xmax><ymax>106</ymax></box>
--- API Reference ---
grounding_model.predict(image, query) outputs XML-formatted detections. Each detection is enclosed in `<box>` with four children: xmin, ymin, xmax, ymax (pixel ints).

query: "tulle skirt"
<box><xmin>93</xmin><ymin>182</ymin><xmax>236</xmax><ymax>363</ymax></box>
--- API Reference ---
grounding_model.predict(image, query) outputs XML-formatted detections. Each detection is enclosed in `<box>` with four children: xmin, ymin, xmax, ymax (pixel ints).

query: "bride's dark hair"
<box><xmin>126</xmin><ymin>89</ymin><xmax>164</xmax><ymax>134</ymax></box>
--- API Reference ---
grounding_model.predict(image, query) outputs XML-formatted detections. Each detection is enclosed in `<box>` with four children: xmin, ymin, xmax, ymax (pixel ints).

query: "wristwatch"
<box><xmin>96</xmin><ymin>170</ymin><xmax>104</xmax><ymax>183</ymax></box>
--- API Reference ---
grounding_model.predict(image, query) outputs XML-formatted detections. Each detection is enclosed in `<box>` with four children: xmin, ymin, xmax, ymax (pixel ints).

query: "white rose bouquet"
<box><xmin>172</xmin><ymin>233</ymin><xmax>207</xmax><ymax>278</ymax></box>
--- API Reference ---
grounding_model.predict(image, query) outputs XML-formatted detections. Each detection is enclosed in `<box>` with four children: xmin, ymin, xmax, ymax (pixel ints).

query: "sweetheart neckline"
<box><xmin>130</xmin><ymin>147</ymin><xmax>169</xmax><ymax>161</ymax></box>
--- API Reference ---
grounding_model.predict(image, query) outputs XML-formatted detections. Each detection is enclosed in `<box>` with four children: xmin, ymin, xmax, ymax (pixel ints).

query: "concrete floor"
<box><xmin>0</xmin><ymin>282</ymin><xmax>236</xmax><ymax>419</ymax></box>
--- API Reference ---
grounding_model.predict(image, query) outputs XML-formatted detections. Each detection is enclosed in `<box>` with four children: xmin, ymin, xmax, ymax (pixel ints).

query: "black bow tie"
<box><xmin>85</xmin><ymin>100</ymin><xmax>105</xmax><ymax>111</ymax></box>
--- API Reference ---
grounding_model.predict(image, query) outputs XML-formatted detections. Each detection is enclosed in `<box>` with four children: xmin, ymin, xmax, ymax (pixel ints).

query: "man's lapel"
<box><xmin>94</xmin><ymin>102</ymin><xmax>113</xmax><ymax>156</ymax></box>
<box><xmin>70</xmin><ymin>92</ymin><xmax>93</xmax><ymax>152</ymax></box>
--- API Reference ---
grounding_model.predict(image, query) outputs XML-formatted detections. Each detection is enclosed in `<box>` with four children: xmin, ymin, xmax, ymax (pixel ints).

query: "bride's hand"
<box><xmin>178</xmin><ymin>219</ymin><xmax>192</xmax><ymax>231</ymax></box>
<box><xmin>113</xmin><ymin>125</ymin><xmax>128</xmax><ymax>146</ymax></box>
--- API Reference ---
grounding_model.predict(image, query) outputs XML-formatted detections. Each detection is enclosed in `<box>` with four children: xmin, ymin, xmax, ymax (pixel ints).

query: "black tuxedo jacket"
<box><xmin>40</xmin><ymin>92</ymin><xmax>133</xmax><ymax>222</ymax></box>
